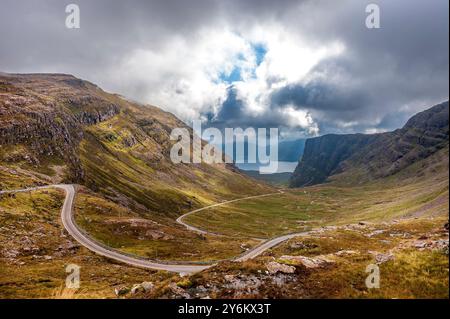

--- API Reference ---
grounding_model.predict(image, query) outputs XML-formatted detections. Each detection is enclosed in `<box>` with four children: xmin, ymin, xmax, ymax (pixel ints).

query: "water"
<box><xmin>235</xmin><ymin>161</ymin><xmax>298</xmax><ymax>174</ymax></box>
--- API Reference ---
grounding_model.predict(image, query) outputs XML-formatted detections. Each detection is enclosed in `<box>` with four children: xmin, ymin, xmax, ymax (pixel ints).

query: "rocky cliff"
<box><xmin>290</xmin><ymin>101</ymin><xmax>449</xmax><ymax>187</ymax></box>
<box><xmin>289</xmin><ymin>133</ymin><xmax>377</xmax><ymax>187</ymax></box>
<box><xmin>0</xmin><ymin>74</ymin><xmax>121</xmax><ymax>181</ymax></box>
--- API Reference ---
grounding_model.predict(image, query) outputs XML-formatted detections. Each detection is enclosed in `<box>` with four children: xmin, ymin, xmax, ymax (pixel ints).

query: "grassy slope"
<box><xmin>0</xmin><ymin>73</ymin><xmax>273</xmax><ymax>262</ymax></box>
<box><xmin>74</xmin><ymin>187</ymin><xmax>260</xmax><ymax>262</ymax></box>
<box><xmin>73</xmin><ymin>146</ymin><xmax>448</xmax><ymax>263</ymax></box>
<box><xmin>0</xmin><ymin>73</ymin><xmax>274</xmax><ymax>297</ymax></box>
<box><xmin>79</xmin><ymin>111</ymin><xmax>271</xmax><ymax>221</ymax></box>
<box><xmin>173</xmin><ymin>217</ymin><xmax>447</xmax><ymax>299</ymax></box>
<box><xmin>0</xmin><ymin>188</ymin><xmax>167</xmax><ymax>299</ymax></box>
<box><xmin>269</xmin><ymin>217</ymin><xmax>448</xmax><ymax>298</ymax></box>
<box><xmin>184</xmin><ymin>146</ymin><xmax>448</xmax><ymax>238</ymax></box>
<box><xmin>0</xmin><ymin>73</ymin><xmax>273</xmax><ymax>213</ymax></box>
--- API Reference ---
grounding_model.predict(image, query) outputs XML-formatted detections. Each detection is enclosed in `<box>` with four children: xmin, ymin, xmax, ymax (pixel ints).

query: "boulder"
<box><xmin>413</xmin><ymin>241</ymin><xmax>427</xmax><ymax>249</ymax></box>
<box><xmin>168</xmin><ymin>282</ymin><xmax>191</xmax><ymax>299</ymax></box>
<box><xmin>141</xmin><ymin>281</ymin><xmax>155</xmax><ymax>292</ymax></box>
<box><xmin>279</xmin><ymin>255</ymin><xmax>334</xmax><ymax>268</ymax></box>
<box><xmin>367</xmin><ymin>230</ymin><xmax>385</xmax><ymax>237</ymax></box>
<box><xmin>369</xmin><ymin>251</ymin><xmax>394</xmax><ymax>264</ymax></box>
<box><xmin>114</xmin><ymin>286</ymin><xmax>130</xmax><ymax>296</ymax></box>
<box><xmin>266</xmin><ymin>261</ymin><xmax>296</xmax><ymax>274</ymax></box>
<box><xmin>130</xmin><ymin>284</ymin><xmax>145</xmax><ymax>295</ymax></box>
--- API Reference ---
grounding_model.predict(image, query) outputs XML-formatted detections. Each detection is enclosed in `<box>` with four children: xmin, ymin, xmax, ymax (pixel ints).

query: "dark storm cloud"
<box><xmin>0</xmin><ymin>0</ymin><xmax>221</xmax><ymax>73</ymax></box>
<box><xmin>0</xmin><ymin>0</ymin><xmax>448</xmax><ymax>136</ymax></box>
<box><xmin>215</xmin><ymin>86</ymin><xmax>245</xmax><ymax>122</ymax></box>
<box><xmin>210</xmin><ymin>86</ymin><xmax>317</xmax><ymax>140</ymax></box>
<box><xmin>0</xmin><ymin>0</ymin><xmax>299</xmax><ymax>70</ymax></box>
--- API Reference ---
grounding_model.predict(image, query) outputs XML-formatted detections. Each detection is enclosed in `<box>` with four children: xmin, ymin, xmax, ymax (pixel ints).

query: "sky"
<box><xmin>0</xmin><ymin>0</ymin><xmax>448</xmax><ymax>140</ymax></box>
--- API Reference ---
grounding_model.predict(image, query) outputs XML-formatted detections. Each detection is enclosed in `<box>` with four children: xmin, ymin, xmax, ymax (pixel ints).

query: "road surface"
<box><xmin>1</xmin><ymin>185</ymin><xmax>307</xmax><ymax>273</ymax></box>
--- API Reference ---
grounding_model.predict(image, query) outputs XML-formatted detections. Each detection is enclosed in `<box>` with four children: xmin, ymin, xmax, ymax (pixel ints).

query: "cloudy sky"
<box><xmin>1</xmin><ymin>0</ymin><xmax>448</xmax><ymax>139</ymax></box>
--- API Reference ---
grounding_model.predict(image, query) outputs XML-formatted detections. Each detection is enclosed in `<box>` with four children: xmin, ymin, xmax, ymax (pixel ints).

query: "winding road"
<box><xmin>176</xmin><ymin>191</ymin><xmax>283</xmax><ymax>235</ymax></box>
<box><xmin>0</xmin><ymin>184</ymin><xmax>307</xmax><ymax>273</ymax></box>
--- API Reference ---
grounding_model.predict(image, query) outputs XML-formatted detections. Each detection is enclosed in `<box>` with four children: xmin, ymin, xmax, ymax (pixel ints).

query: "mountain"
<box><xmin>290</xmin><ymin>101</ymin><xmax>449</xmax><ymax>187</ymax></box>
<box><xmin>221</xmin><ymin>139</ymin><xmax>305</xmax><ymax>164</ymax></box>
<box><xmin>278</xmin><ymin>139</ymin><xmax>306</xmax><ymax>162</ymax></box>
<box><xmin>0</xmin><ymin>73</ymin><xmax>272</xmax><ymax>217</ymax></box>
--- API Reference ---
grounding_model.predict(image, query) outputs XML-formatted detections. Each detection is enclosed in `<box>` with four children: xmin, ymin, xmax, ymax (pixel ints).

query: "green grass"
<box><xmin>79</xmin><ymin>113</ymin><xmax>273</xmax><ymax>221</ymax></box>
<box><xmin>0</xmin><ymin>188</ymin><xmax>172</xmax><ymax>299</ymax></box>
<box><xmin>269</xmin><ymin>217</ymin><xmax>450</xmax><ymax>298</ymax></box>
<box><xmin>183</xmin><ymin>165</ymin><xmax>448</xmax><ymax>238</ymax></box>
<box><xmin>183</xmin><ymin>192</ymin><xmax>318</xmax><ymax>238</ymax></box>
<box><xmin>167</xmin><ymin>217</ymin><xmax>448</xmax><ymax>299</ymax></box>
<box><xmin>74</xmin><ymin>188</ymin><xmax>260</xmax><ymax>262</ymax></box>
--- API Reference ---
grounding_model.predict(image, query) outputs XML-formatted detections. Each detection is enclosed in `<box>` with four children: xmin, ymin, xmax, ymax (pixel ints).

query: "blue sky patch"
<box><xmin>252</xmin><ymin>43</ymin><xmax>267</xmax><ymax>66</ymax></box>
<box><xmin>219</xmin><ymin>67</ymin><xmax>242</xmax><ymax>83</ymax></box>
<box><xmin>219</xmin><ymin>42</ymin><xmax>267</xmax><ymax>84</ymax></box>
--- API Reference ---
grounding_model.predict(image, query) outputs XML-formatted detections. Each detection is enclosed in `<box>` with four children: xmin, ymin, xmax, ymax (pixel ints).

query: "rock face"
<box><xmin>0</xmin><ymin>74</ymin><xmax>120</xmax><ymax>182</ymax></box>
<box><xmin>290</xmin><ymin>134</ymin><xmax>376</xmax><ymax>186</ymax></box>
<box><xmin>290</xmin><ymin>101</ymin><xmax>449</xmax><ymax>187</ymax></box>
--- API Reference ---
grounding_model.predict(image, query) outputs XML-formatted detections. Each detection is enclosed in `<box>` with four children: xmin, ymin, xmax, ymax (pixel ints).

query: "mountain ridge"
<box><xmin>290</xmin><ymin>101</ymin><xmax>449</xmax><ymax>187</ymax></box>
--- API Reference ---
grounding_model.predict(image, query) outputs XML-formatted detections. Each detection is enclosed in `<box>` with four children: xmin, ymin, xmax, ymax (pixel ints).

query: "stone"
<box><xmin>414</xmin><ymin>241</ymin><xmax>427</xmax><ymax>249</ymax></box>
<box><xmin>114</xmin><ymin>286</ymin><xmax>130</xmax><ymax>296</ymax></box>
<box><xmin>130</xmin><ymin>284</ymin><xmax>145</xmax><ymax>295</ymax></box>
<box><xmin>430</xmin><ymin>239</ymin><xmax>449</xmax><ymax>251</ymax></box>
<box><xmin>2</xmin><ymin>249</ymin><xmax>19</xmax><ymax>258</ymax></box>
<box><xmin>266</xmin><ymin>261</ymin><xmax>296</xmax><ymax>274</ymax></box>
<box><xmin>279</xmin><ymin>255</ymin><xmax>334</xmax><ymax>268</ymax></box>
<box><xmin>367</xmin><ymin>230</ymin><xmax>385</xmax><ymax>237</ymax></box>
<box><xmin>369</xmin><ymin>251</ymin><xmax>394</xmax><ymax>264</ymax></box>
<box><xmin>168</xmin><ymin>282</ymin><xmax>191</xmax><ymax>299</ymax></box>
<box><xmin>141</xmin><ymin>281</ymin><xmax>154</xmax><ymax>292</ymax></box>
<box><xmin>223</xmin><ymin>275</ymin><xmax>262</xmax><ymax>291</ymax></box>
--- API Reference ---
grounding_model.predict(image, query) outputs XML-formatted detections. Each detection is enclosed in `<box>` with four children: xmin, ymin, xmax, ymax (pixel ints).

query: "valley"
<box><xmin>0</xmin><ymin>73</ymin><xmax>448</xmax><ymax>299</ymax></box>
<box><xmin>185</xmin><ymin>148</ymin><xmax>448</xmax><ymax>238</ymax></box>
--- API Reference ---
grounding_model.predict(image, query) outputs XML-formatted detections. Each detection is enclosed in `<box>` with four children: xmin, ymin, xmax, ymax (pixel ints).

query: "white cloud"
<box><xmin>101</xmin><ymin>24</ymin><xmax>343</xmax><ymax>135</ymax></box>
<box><xmin>279</xmin><ymin>106</ymin><xmax>319</xmax><ymax>135</ymax></box>
<box><xmin>365</xmin><ymin>128</ymin><xmax>388</xmax><ymax>134</ymax></box>
<box><xmin>106</xmin><ymin>29</ymin><xmax>255</xmax><ymax>122</ymax></box>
